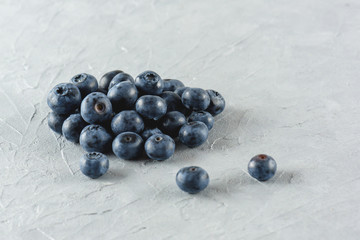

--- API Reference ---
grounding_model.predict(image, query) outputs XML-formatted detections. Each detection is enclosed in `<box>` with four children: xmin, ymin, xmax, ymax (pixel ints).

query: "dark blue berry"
<box><xmin>70</xmin><ymin>73</ymin><xmax>98</xmax><ymax>97</ymax></box>
<box><xmin>179</xmin><ymin>121</ymin><xmax>208</xmax><ymax>148</ymax></box>
<box><xmin>145</xmin><ymin>134</ymin><xmax>175</xmax><ymax>161</ymax></box>
<box><xmin>107</xmin><ymin>81</ymin><xmax>138</xmax><ymax>112</ymax></box>
<box><xmin>174</xmin><ymin>87</ymin><xmax>189</xmax><ymax>97</ymax></box>
<box><xmin>80</xmin><ymin>92</ymin><xmax>113</xmax><ymax>124</ymax></box>
<box><xmin>182</xmin><ymin>88</ymin><xmax>210</xmax><ymax>111</ymax></box>
<box><xmin>206</xmin><ymin>90</ymin><xmax>225</xmax><ymax>116</ymax></box>
<box><xmin>47</xmin><ymin>83</ymin><xmax>81</xmax><ymax>114</ymax></box>
<box><xmin>112</xmin><ymin>132</ymin><xmax>144</xmax><ymax>160</ymax></box>
<box><xmin>48</xmin><ymin>112</ymin><xmax>68</xmax><ymax>134</ymax></box>
<box><xmin>79</xmin><ymin>125</ymin><xmax>112</xmax><ymax>153</ymax></box>
<box><xmin>80</xmin><ymin>152</ymin><xmax>109</xmax><ymax>179</ymax></box>
<box><xmin>111</xmin><ymin>110</ymin><xmax>144</xmax><ymax>135</ymax></box>
<box><xmin>108</xmin><ymin>73</ymin><xmax>134</xmax><ymax>90</ymax></box>
<box><xmin>160</xmin><ymin>91</ymin><xmax>186</xmax><ymax>113</ymax></box>
<box><xmin>163</xmin><ymin>79</ymin><xmax>185</xmax><ymax>92</ymax></box>
<box><xmin>135</xmin><ymin>95</ymin><xmax>167</xmax><ymax>120</ymax></box>
<box><xmin>159</xmin><ymin>111</ymin><xmax>186</xmax><ymax>138</ymax></box>
<box><xmin>141</xmin><ymin>128</ymin><xmax>162</xmax><ymax>140</ymax></box>
<box><xmin>248</xmin><ymin>154</ymin><xmax>277</xmax><ymax>181</ymax></box>
<box><xmin>62</xmin><ymin>113</ymin><xmax>87</xmax><ymax>143</ymax></box>
<box><xmin>134</xmin><ymin>71</ymin><xmax>164</xmax><ymax>95</ymax></box>
<box><xmin>176</xmin><ymin>166</ymin><xmax>209</xmax><ymax>194</ymax></box>
<box><xmin>188</xmin><ymin>111</ymin><xmax>214</xmax><ymax>130</ymax></box>
<box><xmin>98</xmin><ymin>70</ymin><xmax>123</xmax><ymax>94</ymax></box>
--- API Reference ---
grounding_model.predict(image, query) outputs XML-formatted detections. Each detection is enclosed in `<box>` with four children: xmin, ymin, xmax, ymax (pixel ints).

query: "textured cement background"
<box><xmin>0</xmin><ymin>0</ymin><xmax>359</xmax><ymax>239</ymax></box>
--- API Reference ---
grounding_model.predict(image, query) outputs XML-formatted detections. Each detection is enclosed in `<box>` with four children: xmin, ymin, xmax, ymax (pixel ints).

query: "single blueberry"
<box><xmin>182</xmin><ymin>88</ymin><xmax>210</xmax><ymax>111</ymax></box>
<box><xmin>248</xmin><ymin>154</ymin><xmax>277</xmax><ymax>181</ymax></box>
<box><xmin>108</xmin><ymin>72</ymin><xmax>134</xmax><ymax>90</ymax></box>
<box><xmin>188</xmin><ymin>111</ymin><xmax>214</xmax><ymax>130</ymax></box>
<box><xmin>47</xmin><ymin>83</ymin><xmax>81</xmax><ymax>114</ymax></box>
<box><xmin>163</xmin><ymin>79</ymin><xmax>185</xmax><ymax>92</ymax></box>
<box><xmin>135</xmin><ymin>95</ymin><xmax>167</xmax><ymax>120</ymax></box>
<box><xmin>160</xmin><ymin>91</ymin><xmax>186</xmax><ymax>113</ymax></box>
<box><xmin>79</xmin><ymin>125</ymin><xmax>113</xmax><ymax>153</ymax></box>
<box><xmin>145</xmin><ymin>134</ymin><xmax>175</xmax><ymax>161</ymax></box>
<box><xmin>80</xmin><ymin>152</ymin><xmax>109</xmax><ymax>179</ymax></box>
<box><xmin>176</xmin><ymin>166</ymin><xmax>209</xmax><ymax>194</ymax></box>
<box><xmin>159</xmin><ymin>111</ymin><xmax>186</xmax><ymax>138</ymax></box>
<box><xmin>174</xmin><ymin>87</ymin><xmax>190</xmax><ymax>98</ymax></box>
<box><xmin>141</xmin><ymin>128</ymin><xmax>162</xmax><ymax>140</ymax></box>
<box><xmin>179</xmin><ymin>121</ymin><xmax>208</xmax><ymax>148</ymax></box>
<box><xmin>48</xmin><ymin>112</ymin><xmax>68</xmax><ymax>134</ymax></box>
<box><xmin>112</xmin><ymin>132</ymin><xmax>144</xmax><ymax>160</ymax></box>
<box><xmin>70</xmin><ymin>73</ymin><xmax>98</xmax><ymax>97</ymax></box>
<box><xmin>111</xmin><ymin>110</ymin><xmax>144</xmax><ymax>135</ymax></box>
<box><xmin>134</xmin><ymin>70</ymin><xmax>164</xmax><ymax>95</ymax></box>
<box><xmin>80</xmin><ymin>92</ymin><xmax>113</xmax><ymax>124</ymax></box>
<box><xmin>62</xmin><ymin>113</ymin><xmax>87</xmax><ymax>143</ymax></box>
<box><xmin>98</xmin><ymin>70</ymin><xmax>123</xmax><ymax>93</ymax></box>
<box><xmin>107</xmin><ymin>81</ymin><xmax>138</xmax><ymax>113</ymax></box>
<box><xmin>206</xmin><ymin>89</ymin><xmax>225</xmax><ymax>116</ymax></box>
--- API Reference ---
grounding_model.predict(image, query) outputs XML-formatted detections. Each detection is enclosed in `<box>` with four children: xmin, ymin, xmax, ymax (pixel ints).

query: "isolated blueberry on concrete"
<box><xmin>145</xmin><ymin>134</ymin><xmax>175</xmax><ymax>161</ymax></box>
<box><xmin>163</xmin><ymin>79</ymin><xmax>185</xmax><ymax>92</ymax></box>
<box><xmin>62</xmin><ymin>113</ymin><xmax>87</xmax><ymax>143</ymax></box>
<box><xmin>248</xmin><ymin>154</ymin><xmax>277</xmax><ymax>181</ymax></box>
<box><xmin>135</xmin><ymin>70</ymin><xmax>164</xmax><ymax>95</ymax></box>
<box><xmin>181</xmin><ymin>88</ymin><xmax>210</xmax><ymax>111</ymax></box>
<box><xmin>47</xmin><ymin>83</ymin><xmax>81</xmax><ymax>114</ymax></box>
<box><xmin>179</xmin><ymin>121</ymin><xmax>208</xmax><ymax>148</ymax></box>
<box><xmin>159</xmin><ymin>111</ymin><xmax>186</xmax><ymax>138</ymax></box>
<box><xmin>108</xmin><ymin>72</ymin><xmax>134</xmax><ymax>90</ymax></box>
<box><xmin>80</xmin><ymin>152</ymin><xmax>109</xmax><ymax>179</ymax></box>
<box><xmin>70</xmin><ymin>73</ymin><xmax>98</xmax><ymax>97</ymax></box>
<box><xmin>48</xmin><ymin>112</ymin><xmax>68</xmax><ymax>134</ymax></box>
<box><xmin>135</xmin><ymin>95</ymin><xmax>167</xmax><ymax>120</ymax></box>
<box><xmin>81</xmin><ymin>92</ymin><xmax>113</xmax><ymax>124</ymax></box>
<box><xmin>107</xmin><ymin>81</ymin><xmax>138</xmax><ymax>112</ymax></box>
<box><xmin>98</xmin><ymin>70</ymin><xmax>123</xmax><ymax>94</ymax></box>
<box><xmin>111</xmin><ymin>110</ymin><xmax>144</xmax><ymax>135</ymax></box>
<box><xmin>112</xmin><ymin>132</ymin><xmax>144</xmax><ymax>160</ymax></box>
<box><xmin>176</xmin><ymin>166</ymin><xmax>209</xmax><ymax>194</ymax></box>
<box><xmin>80</xmin><ymin>125</ymin><xmax>112</xmax><ymax>153</ymax></box>
<box><xmin>206</xmin><ymin>89</ymin><xmax>225</xmax><ymax>116</ymax></box>
<box><xmin>188</xmin><ymin>111</ymin><xmax>214</xmax><ymax>130</ymax></box>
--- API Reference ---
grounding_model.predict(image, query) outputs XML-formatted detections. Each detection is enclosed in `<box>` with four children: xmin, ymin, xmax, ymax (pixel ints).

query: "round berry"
<box><xmin>176</xmin><ymin>166</ymin><xmax>209</xmax><ymax>194</ymax></box>
<box><xmin>98</xmin><ymin>70</ymin><xmax>123</xmax><ymax>94</ymax></box>
<box><xmin>62</xmin><ymin>113</ymin><xmax>87</xmax><ymax>143</ymax></box>
<box><xmin>47</xmin><ymin>83</ymin><xmax>81</xmax><ymax>114</ymax></box>
<box><xmin>145</xmin><ymin>134</ymin><xmax>175</xmax><ymax>161</ymax></box>
<box><xmin>248</xmin><ymin>154</ymin><xmax>277</xmax><ymax>181</ymax></box>
<box><xmin>48</xmin><ymin>112</ymin><xmax>68</xmax><ymax>134</ymax></box>
<box><xmin>107</xmin><ymin>81</ymin><xmax>138</xmax><ymax>113</ymax></box>
<box><xmin>179</xmin><ymin>121</ymin><xmax>208</xmax><ymax>148</ymax></box>
<box><xmin>135</xmin><ymin>70</ymin><xmax>164</xmax><ymax>95</ymax></box>
<box><xmin>79</xmin><ymin>125</ymin><xmax>112</xmax><ymax>153</ymax></box>
<box><xmin>80</xmin><ymin>92</ymin><xmax>113</xmax><ymax>124</ymax></box>
<box><xmin>181</xmin><ymin>88</ymin><xmax>210</xmax><ymax>111</ymax></box>
<box><xmin>70</xmin><ymin>73</ymin><xmax>98</xmax><ymax>97</ymax></box>
<box><xmin>206</xmin><ymin>89</ymin><xmax>225</xmax><ymax>116</ymax></box>
<box><xmin>160</xmin><ymin>91</ymin><xmax>186</xmax><ymax>113</ymax></box>
<box><xmin>159</xmin><ymin>111</ymin><xmax>186</xmax><ymax>138</ymax></box>
<box><xmin>174</xmin><ymin>87</ymin><xmax>189</xmax><ymax>97</ymax></box>
<box><xmin>141</xmin><ymin>128</ymin><xmax>162</xmax><ymax>140</ymax></box>
<box><xmin>112</xmin><ymin>132</ymin><xmax>144</xmax><ymax>160</ymax></box>
<box><xmin>163</xmin><ymin>79</ymin><xmax>185</xmax><ymax>92</ymax></box>
<box><xmin>111</xmin><ymin>110</ymin><xmax>144</xmax><ymax>135</ymax></box>
<box><xmin>108</xmin><ymin>72</ymin><xmax>135</xmax><ymax>90</ymax></box>
<box><xmin>80</xmin><ymin>152</ymin><xmax>109</xmax><ymax>179</ymax></box>
<box><xmin>135</xmin><ymin>95</ymin><xmax>167</xmax><ymax>120</ymax></box>
<box><xmin>188</xmin><ymin>111</ymin><xmax>214</xmax><ymax>130</ymax></box>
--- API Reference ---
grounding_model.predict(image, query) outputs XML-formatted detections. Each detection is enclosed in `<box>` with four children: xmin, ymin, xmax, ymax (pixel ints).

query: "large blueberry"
<box><xmin>160</xmin><ymin>91</ymin><xmax>186</xmax><ymax>113</ymax></box>
<box><xmin>47</xmin><ymin>83</ymin><xmax>81</xmax><ymax>114</ymax></box>
<box><xmin>134</xmin><ymin>70</ymin><xmax>164</xmax><ymax>95</ymax></box>
<box><xmin>145</xmin><ymin>134</ymin><xmax>175</xmax><ymax>161</ymax></box>
<box><xmin>176</xmin><ymin>166</ymin><xmax>209</xmax><ymax>194</ymax></box>
<box><xmin>107</xmin><ymin>81</ymin><xmax>138</xmax><ymax>113</ymax></box>
<box><xmin>111</xmin><ymin>110</ymin><xmax>144</xmax><ymax>135</ymax></box>
<box><xmin>174</xmin><ymin>87</ymin><xmax>189</xmax><ymax>98</ymax></box>
<box><xmin>159</xmin><ymin>111</ymin><xmax>186</xmax><ymax>138</ymax></box>
<box><xmin>179</xmin><ymin>121</ymin><xmax>208</xmax><ymax>148</ymax></box>
<box><xmin>98</xmin><ymin>70</ymin><xmax>123</xmax><ymax>93</ymax></box>
<box><xmin>80</xmin><ymin>152</ymin><xmax>109</xmax><ymax>179</ymax></box>
<box><xmin>141</xmin><ymin>128</ymin><xmax>162</xmax><ymax>140</ymax></box>
<box><xmin>182</xmin><ymin>88</ymin><xmax>210</xmax><ymax>111</ymax></box>
<box><xmin>248</xmin><ymin>154</ymin><xmax>277</xmax><ymax>181</ymax></box>
<box><xmin>62</xmin><ymin>113</ymin><xmax>87</xmax><ymax>143</ymax></box>
<box><xmin>70</xmin><ymin>73</ymin><xmax>98</xmax><ymax>97</ymax></box>
<box><xmin>206</xmin><ymin>90</ymin><xmax>225</xmax><ymax>116</ymax></box>
<box><xmin>108</xmin><ymin>72</ymin><xmax>134</xmax><ymax>90</ymax></box>
<box><xmin>188</xmin><ymin>111</ymin><xmax>214</xmax><ymax>130</ymax></box>
<box><xmin>79</xmin><ymin>125</ymin><xmax>112</xmax><ymax>153</ymax></box>
<box><xmin>80</xmin><ymin>92</ymin><xmax>113</xmax><ymax>124</ymax></box>
<box><xmin>48</xmin><ymin>112</ymin><xmax>68</xmax><ymax>134</ymax></box>
<box><xmin>163</xmin><ymin>79</ymin><xmax>185</xmax><ymax>92</ymax></box>
<box><xmin>135</xmin><ymin>95</ymin><xmax>167</xmax><ymax>120</ymax></box>
<box><xmin>112</xmin><ymin>132</ymin><xmax>144</xmax><ymax>160</ymax></box>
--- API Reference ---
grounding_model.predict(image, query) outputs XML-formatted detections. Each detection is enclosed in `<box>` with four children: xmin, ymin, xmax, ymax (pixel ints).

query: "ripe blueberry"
<box><xmin>248</xmin><ymin>154</ymin><xmax>277</xmax><ymax>181</ymax></box>
<box><xmin>135</xmin><ymin>70</ymin><xmax>164</xmax><ymax>95</ymax></box>
<box><xmin>159</xmin><ymin>111</ymin><xmax>186</xmax><ymax>138</ymax></box>
<box><xmin>206</xmin><ymin>90</ymin><xmax>225</xmax><ymax>116</ymax></box>
<box><xmin>163</xmin><ymin>79</ymin><xmax>185</xmax><ymax>92</ymax></box>
<box><xmin>79</xmin><ymin>125</ymin><xmax>112</xmax><ymax>153</ymax></box>
<box><xmin>47</xmin><ymin>83</ymin><xmax>81</xmax><ymax>114</ymax></box>
<box><xmin>70</xmin><ymin>73</ymin><xmax>98</xmax><ymax>97</ymax></box>
<box><xmin>80</xmin><ymin>152</ymin><xmax>109</xmax><ymax>179</ymax></box>
<box><xmin>182</xmin><ymin>88</ymin><xmax>210</xmax><ymax>111</ymax></box>
<box><xmin>108</xmin><ymin>72</ymin><xmax>134</xmax><ymax>90</ymax></box>
<box><xmin>179</xmin><ymin>121</ymin><xmax>208</xmax><ymax>148</ymax></box>
<box><xmin>112</xmin><ymin>132</ymin><xmax>144</xmax><ymax>160</ymax></box>
<box><xmin>62</xmin><ymin>113</ymin><xmax>88</xmax><ymax>143</ymax></box>
<box><xmin>107</xmin><ymin>81</ymin><xmax>138</xmax><ymax>112</ymax></box>
<box><xmin>188</xmin><ymin>111</ymin><xmax>214</xmax><ymax>130</ymax></box>
<box><xmin>111</xmin><ymin>110</ymin><xmax>144</xmax><ymax>135</ymax></box>
<box><xmin>176</xmin><ymin>166</ymin><xmax>209</xmax><ymax>194</ymax></box>
<box><xmin>98</xmin><ymin>70</ymin><xmax>123</xmax><ymax>93</ymax></box>
<box><xmin>81</xmin><ymin>92</ymin><xmax>113</xmax><ymax>124</ymax></box>
<box><xmin>145</xmin><ymin>134</ymin><xmax>175</xmax><ymax>161</ymax></box>
<box><xmin>135</xmin><ymin>95</ymin><xmax>167</xmax><ymax>120</ymax></box>
<box><xmin>48</xmin><ymin>112</ymin><xmax>68</xmax><ymax>134</ymax></box>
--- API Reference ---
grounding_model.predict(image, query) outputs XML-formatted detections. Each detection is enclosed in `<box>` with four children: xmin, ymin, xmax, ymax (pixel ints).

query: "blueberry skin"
<box><xmin>135</xmin><ymin>70</ymin><xmax>164</xmax><ymax>95</ymax></box>
<box><xmin>47</xmin><ymin>83</ymin><xmax>81</xmax><ymax>114</ymax></box>
<box><xmin>48</xmin><ymin>112</ymin><xmax>68</xmax><ymax>134</ymax></box>
<box><xmin>98</xmin><ymin>70</ymin><xmax>123</xmax><ymax>94</ymax></box>
<box><xmin>159</xmin><ymin>111</ymin><xmax>186</xmax><ymax>138</ymax></box>
<box><xmin>248</xmin><ymin>154</ymin><xmax>277</xmax><ymax>181</ymax></box>
<box><xmin>62</xmin><ymin>113</ymin><xmax>87</xmax><ymax>143</ymax></box>
<box><xmin>112</xmin><ymin>132</ymin><xmax>144</xmax><ymax>160</ymax></box>
<box><xmin>163</xmin><ymin>79</ymin><xmax>185</xmax><ymax>92</ymax></box>
<box><xmin>145</xmin><ymin>134</ymin><xmax>175</xmax><ymax>161</ymax></box>
<box><xmin>182</xmin><ymin>88</ymin><xmax>210</xmax><ymax>111</ymax></box>
<box><xmin>108</xmin><ymin>73</ymin><xmax>134</xmax><ymax>90</ymax></box>
<box><xmin>160</xmin><ymin>91</ymin><xmax>186</xmax><ymax>113</ymax></box>
<box><xmin>174</xmin><ymin>87</ymin><xmax>190</xmax><ymax>97</ymax></box>
<box><xmin>179</xmin><ymin>121</ymin><xmax>208</xmax><ymax>148</ymax></box>
<box><xmin>79</xmin><ymin>125</ymin><xmax>113</xmax><ymax>153</ymax></box>
<box><xmin>135</xmin><ymin>95</ymin><xmax>167</xmax><ymax>120</ymax></box>
<box><xmin>141</xmin><ymin>128</ymin><xmax>162</xmax><ymax>140</ymax></box>
<box><xmin>80</xmin><ymin>92</ymin><xmax>113</xmax><ymax>124</ymax></box>
<box><xmin>176</xmin><ymin>166</ymin><xmax>209</xmax><ymax>194</ymax></box>
<box><xmin>80</xmin><ymin>152</ymin><xmax>109</xmax><ymax>179</ymax></box>
<box><xmin>107</xmin><ymin>81</ymin><xmax>138</xmax><ymax>113</ymax></box>
<box><xmin>188</xmin><ymin>111</ymin><xmax>214</xmax><ymax>130</ymax></box>
<box><xmin>206</xmin><ymin>90</ymin><xmax>225</xmax><ymax>116</ymax></box>
<box><xmin>111</xmin><ymin>110</ymin><xmax>144</xmax><ymax>135</ymax></box>
<box><xmin>70</xmin><ymin>73</ymin><xmax>98</xmax><ymax>97</ymax></box>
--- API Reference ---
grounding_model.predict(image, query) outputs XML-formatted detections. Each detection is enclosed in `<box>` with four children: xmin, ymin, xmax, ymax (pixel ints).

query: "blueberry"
<box><xmin>160</xmin><ymin>91</ymin><xmax>186</xmax><ymax>113</ymax></box>
<box><xmin>182</xmin><ymin>88</ymin><xmax>210</xmax><ymax>111</ymax></box>
<box><xmin>134</xmin><ymin>70</ymin><xmax>164</xmax><ymax>95</ymax></box>
<box><xmin>159</xmin><ymin>111</ymin><xmax>186</xmax><ymax>138</ymax></box>
<box><xmin>176</xmin><ymin>166</ymin><xmax>209</xmax><ymax>194</ymax></box>
<box><xmin>47</xmin><ymin>83</ymin><xmax>81</xmax><ymax>114</ymax></box>
<box><xmin>70</xmin><ymin>73</ymin><xmax>98</xmax><ymax>97</ymax></box>
<box><xmin>80</xmin><ymin>152</ymin><xmax>109</xmax><ymax>179</ymax></box>
<box><xmin>188</xmin><ymin>111</ymin><xmax>214</xmax><ymax>130</ymax></box>
<box><xmin>112</xmin><ymin>132</ymin><xmax>144</xmax><ymax>160</ymax></box>
<box><xmin>48</xmin><ymin>112</ymin><xmax>68</xmax><ymax>134</ymax></box>
<box><xmin>141</xmin><ymin>128</ymin><xmax>162</xmax><ymax>140</ymax></box>
<box><xmin>111</xmin><ymin>110</ymin><xmax>144</xmax><ymax>135</ymax></box>
<box><xmin>107</xmin><ymin>81</ymin><xmax>138</xmax><ymax>113</ymax></box>
<box><xmin>62</xmin><ymin>113</ymin><xmax>88</xmax><ymax>143</ymax></box>
<box><xmin>98</xmin><ymin>70</ymin><xmax>123</xmax><ymax>93</ymax></box>
<box><xmin>248</xmin><ymin>154</ymin><xmax>277</xmax><ymax>181</ymax></box>
<box><xmin>79</xmin><ymin>125</ymin><xmax>112</xmax><ymax>153</ymax></box>
<box><xmin>163</xmin><ymin>79</ymin><xmax>185</xmax><ymax>92</ymax></box>
<box><xmin>145</xmin><ymin>134</ymin><xmax>175</xmax><ymax>161</ymax></box>
<box><xmin>108</xmin><ymin>73</ymin><xmax>134</xmax><ymax>90</ymax></box>
<box><xmin>206</xmin><ymin>90</ymin><xmax>225</xmax><ymax>116</ymax></box>
<box><xmin>135</xmin><ymin>95</ymin><xmax>167</xmax><ymax>120</ymax></box>
<box><xmin>80</xmin><ymin>92</ymin><xmax>113</xmax><ymax>124</ymax></box>
<box><xmin>174</xmin><ymin>87</ymin><xmax>189</xmax><ymax>98</ymax></box>
<box><xmin>179</xmin><ymin>121</ymin><xmax>208</xmax><ymax>148</ymax></box>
